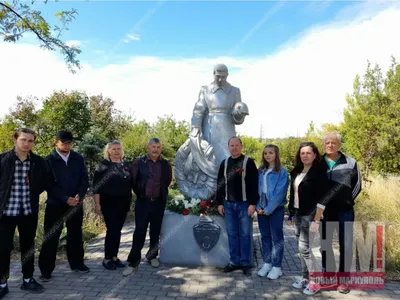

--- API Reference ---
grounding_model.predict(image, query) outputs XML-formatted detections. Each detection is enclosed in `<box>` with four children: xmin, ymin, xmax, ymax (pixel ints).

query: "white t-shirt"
<box><xmin>262</xmin><ymin>168</ymin><xmax>273</xmax><ymax>194</ymax></box>
<box><xmin>294</xmin><ymin>171</ymin><xmax>307</xmax><ymax>208</ymax></box>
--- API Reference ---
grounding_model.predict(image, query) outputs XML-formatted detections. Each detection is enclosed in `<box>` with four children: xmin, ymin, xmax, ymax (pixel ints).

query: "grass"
<box><xmin>354</xmin><ymin>175</ymin><xmax>400</xmax><ymax>273</ymax></box>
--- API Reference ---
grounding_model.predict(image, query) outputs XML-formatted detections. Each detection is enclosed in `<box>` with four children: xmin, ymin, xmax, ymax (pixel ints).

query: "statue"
<box><xmin>174</xmin><ymin>64</ymin><xmax>249</xmax><ymax>199</ymax></box>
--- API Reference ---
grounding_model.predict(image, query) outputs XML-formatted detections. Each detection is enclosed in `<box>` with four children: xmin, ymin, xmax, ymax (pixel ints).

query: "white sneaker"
<box><xmin>257</xmin><ymin>263</ymin><xmax>272</xmax><ymax>277</ymax></box>
<box><xmin>150</xmin><ymin>258</ymin><xmax>160</xmax><ymax>268</ymax></box>
<box><xmin>122</xmin><ymin>266</ymin><xmax>136</xmax><ymax>277</ymax></box>
<box><xmin>303</xmin><ymin>282</ymin><xmax>320</xmax><ymax>295</ymax></box>
<box><xmin>267</xmin><ymin>267</ymin><xmax>282</xmax><ymax>280</ymax></box>
<box><xmin>292</xmin><ymin>277</ymin><xmax>308</xmax><ymax>289</ymax></box>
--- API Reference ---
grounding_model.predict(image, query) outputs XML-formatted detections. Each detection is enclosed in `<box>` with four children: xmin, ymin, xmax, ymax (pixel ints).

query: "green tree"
<box><xmin>36</xmin><ymin>90</ymin><xmax>91</xmax><ymax>155</ymax></box>
<box><xmin>89</xmin><ymin>94</ymin><xmax>133</xmax><ymax>140</ymax></box>
<box><xmin>0</xmin><ymin>0</ymin><xmax>80</xmax><ymax>72</ymax></box>
<box><xmin>342</xmin><ymin>58</ymin><xmax>400</xmax><ymax>177</ymax></box>
<box><xmin>74</xmin><ymin>127</ymin><xmax>108</xmax><ymax>182</ymax></box>
<box><xmin>151</xmin><ymin>115</ymin><xmax>190</xmax><ymax>162</ymax></box>
<box><xmin>273</xmin><ymin>136</ymin><xmax>303</xmax><ymax>172</ymax></box>
<box><xmin>0</xmin><ymin>116</ymin><xmax>17</xmax><ymax>152</ymax></box>
<box><xmin>121</xmin><ymin>120</ymin><xmax>152</xmax><ymax>161</ymax></box>
<box><xmin>9</xmin><ymin>96</ymin><xmax>39</xmax><ymax>128</ymax></box>
<box><xmin>319</xmin><ymin>123</ymin><xmax>342</xmax><ymax>136</ymax></box>
<box><xmin>304</xmin><ymin>121</ymin><xmax>323</xmax><ymax>151</ymax></box>
<box><xmin>240</xmin><ymin>136</ymin><xmax>264</xmax><ymax>164</ymax></box>
<box><xmin>0</xmin><ymin>95</ymin><xmax>39</xmax><ymax>153</ymax></box>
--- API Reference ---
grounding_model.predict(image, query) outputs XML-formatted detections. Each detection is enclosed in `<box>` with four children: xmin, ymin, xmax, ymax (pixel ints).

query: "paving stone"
<box><xmin>5</xmin><ymin>221</ymin><xmax>399</xmax><ymax>300</ymax></box>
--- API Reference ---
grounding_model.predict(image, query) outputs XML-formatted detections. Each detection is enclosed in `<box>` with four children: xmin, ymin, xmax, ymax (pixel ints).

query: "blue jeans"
<box><xmin>224</xmin><ymin>201</ymin><xmax>252</xmax><ymax>267</ymax></box>
<box><xmin>257</xmin><ymin>205</ymin><xmax>284</xmax><ymax>267</ymax></box>
<box><xmin>320</xmin><ymin>210</ymin><xmax>355</xmax><ymax>273</ymax></box>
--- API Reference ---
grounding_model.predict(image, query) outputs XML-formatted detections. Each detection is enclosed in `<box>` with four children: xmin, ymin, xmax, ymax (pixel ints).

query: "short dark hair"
<box><xmin>228</xmin><ymin>136</ymin><xmax>242</xmax><ymax>145</ymax></box>
<box><xmin>13</xmin><ymin>128</ymin><xmax>36</xmax><ymax>141</ymax></box>
<box><xmin>148</xmin><ymin>138</ymin><xmax>161</xmax><ymax>145</ymax></box>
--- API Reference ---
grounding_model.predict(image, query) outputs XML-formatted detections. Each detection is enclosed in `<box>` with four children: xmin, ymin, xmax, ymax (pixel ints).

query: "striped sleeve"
<box><xmin>352</xmin><ymin>162</ymin><xmax>362</xmax><ymax>199</ymax></box>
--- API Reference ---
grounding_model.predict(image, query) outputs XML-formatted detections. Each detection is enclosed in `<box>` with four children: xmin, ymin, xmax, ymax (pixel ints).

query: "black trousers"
<box><xmin>320</xmin><ymin>210</ymin><xmax>355</xmax><ymax>273</ymax></box>
<box><xmin>127</xmin><ymin>198</ymin><xmax>165</xmax><ymax>267</ymax></box>
<box><xmin>100</xmin><ymin>194</ymin><xmax>131</xmax><ymax>260</ymax></box>
<box><xmin>0</xmin><ymin>214</ymin><xmax>38</xmax><ymax>283</ymax></box>
<box><xmin>38</xmin><ymin>203</ymin><xmax>84</xmax><ymax>275</ymax></box>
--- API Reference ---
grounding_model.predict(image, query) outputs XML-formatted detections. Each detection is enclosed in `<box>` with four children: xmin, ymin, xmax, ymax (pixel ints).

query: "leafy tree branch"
<box><xmin>0</xmin><ymin>0</ymin><xmax>80</xmax><ymax>73</ymax></box>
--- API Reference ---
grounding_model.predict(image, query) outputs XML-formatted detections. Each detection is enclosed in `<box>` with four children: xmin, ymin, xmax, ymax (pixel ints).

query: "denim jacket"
<box><xmin>256</xmin><ymin>167</ymin><xmax>289</xmax><ymax>215</ymax></box>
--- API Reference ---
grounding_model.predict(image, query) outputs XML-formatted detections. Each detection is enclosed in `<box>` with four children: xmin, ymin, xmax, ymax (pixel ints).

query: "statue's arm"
<box><xmin>232</xmin><ymin>88</ymin><xmax>246</xmax><ymax>125</ymax></box>
<box><xmin>191</xmin><ymin>86</ymin><xmax>207</xmax><ymax>131</ymax></box>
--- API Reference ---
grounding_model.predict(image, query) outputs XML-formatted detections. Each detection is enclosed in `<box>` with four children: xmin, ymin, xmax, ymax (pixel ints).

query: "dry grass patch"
<box><xmin>355</xmin><ymin>175</ymin><xmax>400</xmax><ymax>272</ymax></box>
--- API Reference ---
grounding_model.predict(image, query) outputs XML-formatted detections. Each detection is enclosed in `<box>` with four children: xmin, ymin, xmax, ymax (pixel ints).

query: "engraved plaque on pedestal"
<box><xmin>193</xmin><ymin>217</ymin><xmax>221</xmax><ymax>252</ymax></box>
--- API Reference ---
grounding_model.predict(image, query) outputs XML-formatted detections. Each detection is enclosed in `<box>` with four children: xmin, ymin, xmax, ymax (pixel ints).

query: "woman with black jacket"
<box><xmin>288</xmin><ymin>142</ymin><xmax>329</xmax><ymax>296</ymax></box>
<box><xmin>92</xmin><ymin>140</ymin><xmax>132</xmax><ymax>270</ymax></box>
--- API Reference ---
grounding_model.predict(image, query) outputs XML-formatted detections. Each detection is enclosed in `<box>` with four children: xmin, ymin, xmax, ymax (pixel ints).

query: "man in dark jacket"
<box><xmin>0</xmin><ymin>128</ymin><xmax>58</xmax><ymax>298</ymax></box>
<box><xmin>38</xmin><ymin>131</ymin><xmax>89</xmax><ymax>281</ymax></box>
<box><xmin>123</xmin><ymin>138</ymin><xmax>172</xmax><ymax>276</ymax></box>
<box><xmin>318</xmin><ymin>132</ymin><xmax>362</xmax><ymax>294</ymax></box>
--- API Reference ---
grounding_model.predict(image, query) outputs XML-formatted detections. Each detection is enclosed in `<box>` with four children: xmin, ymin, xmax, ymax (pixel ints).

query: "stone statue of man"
<box><xmin>174</xmin><ymin>64</ymin><xmax>249</xmax><ymax>200</ymax></box>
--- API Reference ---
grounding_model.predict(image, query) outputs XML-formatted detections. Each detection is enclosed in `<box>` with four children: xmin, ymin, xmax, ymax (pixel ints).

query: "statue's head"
<box><xmin>213</xmin><ymin>63</ymin><xmax>228</xmax><ymax>87</ymax></box>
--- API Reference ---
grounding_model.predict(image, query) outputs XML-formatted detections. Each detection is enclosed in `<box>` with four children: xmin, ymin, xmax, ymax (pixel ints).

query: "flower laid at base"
<box><xmin>166</xmin><ymin>195</ymin><xmax>219</xmax><ymax>216</ymax></box>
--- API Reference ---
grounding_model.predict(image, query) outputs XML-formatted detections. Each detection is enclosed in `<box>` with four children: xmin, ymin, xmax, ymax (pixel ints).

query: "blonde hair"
<box><xmin>103</xmin><ymin>140</ymin><xmax>124</xmax><ymax>161</ymax></box>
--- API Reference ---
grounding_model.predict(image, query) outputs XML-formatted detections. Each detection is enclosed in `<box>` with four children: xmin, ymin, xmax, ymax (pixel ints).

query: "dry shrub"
<box><xmin>81</xmin><ymin>196</ymin><xmax>106</xmax><ymax>242</ymax></box>
<box><xmin>355</xmin><ymin>175</ymin><xmax>400</xmax><ymax>270</ymax></box>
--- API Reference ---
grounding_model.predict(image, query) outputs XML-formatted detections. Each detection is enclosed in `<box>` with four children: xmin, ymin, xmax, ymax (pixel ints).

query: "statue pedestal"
<box><xmin>159</xmin><ymin>210</ymin><xmax>253</xmax><ymax>267</ymax></box>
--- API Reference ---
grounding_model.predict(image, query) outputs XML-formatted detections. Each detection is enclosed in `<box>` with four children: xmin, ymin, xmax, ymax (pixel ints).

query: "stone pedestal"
<box><xmin>159</xmin><ymin>210</ymin><xmax>253</xmax><ymax>267</ymax></box>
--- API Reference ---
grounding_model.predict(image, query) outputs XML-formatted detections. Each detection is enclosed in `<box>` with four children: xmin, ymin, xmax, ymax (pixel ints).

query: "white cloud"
<box><xmin>123</xmin><ymin>33</ymin><xmax>140</xmax><ymax>43</ymax></box>
<box><xmin>1</xmin><ymin>3</ymin><xmax>400</xmax><ymax>139</ymax></box>
<box><xmin>65</xmin><ymin>40</ymin><xmax>83</xmax><ymax>47</ymax></box>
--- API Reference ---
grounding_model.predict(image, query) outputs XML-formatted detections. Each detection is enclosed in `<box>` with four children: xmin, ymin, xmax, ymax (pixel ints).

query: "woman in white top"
<box><xmin>288</xmin><ymin>142</ymin><xmax>329</xmax><ymax>296</ymax></box>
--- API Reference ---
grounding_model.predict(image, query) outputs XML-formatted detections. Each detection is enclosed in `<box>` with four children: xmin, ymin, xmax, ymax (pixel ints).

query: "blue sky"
<box><xmin>35</xmin><ymin>1</ymin><xmax>354</xmax><ymax>64</ymax></box>
<box><xmin>1</xmin><ymin>1</ymin><xmax>400</xmax><ymax>138</ymax></box>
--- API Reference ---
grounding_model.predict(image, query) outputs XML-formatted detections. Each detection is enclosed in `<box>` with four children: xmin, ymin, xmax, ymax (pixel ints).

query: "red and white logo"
<box><xmin>310</xmin><ymin>221</ymin><xmax>385</xmax><ymax>290</ymax></box>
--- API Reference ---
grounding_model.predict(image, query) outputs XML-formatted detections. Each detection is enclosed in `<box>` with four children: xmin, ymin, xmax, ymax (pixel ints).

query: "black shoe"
<box><xmin>103</xmin><ymin>260</ymin><xmax>116</xmax><ymax>270</ymax></box>
<box><xmin>113</xmin><ymin>259</ymin><xmax>126</xmax><ymax>268</ymax></box>
<box><xmin>39</xmin><ymin>274</ymin><xmax>52</xmax><ymax>282</ymax></box>
<box><xmin>0</xmin><ymin>285</ymin><xmax>9</xmax><ymax>299</ymax></box>
<box><xmin>222</xmin><ymin>264</ymin><xmax>241</xmax><ymax>273</ymax></box>
<box><xmin>20</xmin><ymin>278</ymin><xmax>44</xmax><ymax>293</ymax></box>
<box><xmin>243</xmin><ymin>266</ymin><xmax>252</xmax><ymax>277</ymax></box>
<box><xmin>71</xmin><ymin>264</ymin><xmax>90</xmax><ymax>273</ymax></box>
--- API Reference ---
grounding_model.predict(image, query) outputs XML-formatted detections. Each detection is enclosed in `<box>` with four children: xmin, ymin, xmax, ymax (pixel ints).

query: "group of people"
<box><xmin>215</xmin><ymin>134</ymin><xmax>361</xmax><ymax>296</ymax></box>
<box><xmin>0</xmin><ymin>126</ymin><xmax>361</xmax><ymax>298</ymax></box>
<box><xmin>0</xmin><ymin>128</ymin><xmax>172</xmax><ymax>298</ymax></box>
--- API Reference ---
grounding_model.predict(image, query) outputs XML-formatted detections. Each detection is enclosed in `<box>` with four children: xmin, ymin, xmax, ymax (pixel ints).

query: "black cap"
<box><xmin>56</xmin><ymin>130</ymin><xmax>74</xmax><ymax>142</ymax></box>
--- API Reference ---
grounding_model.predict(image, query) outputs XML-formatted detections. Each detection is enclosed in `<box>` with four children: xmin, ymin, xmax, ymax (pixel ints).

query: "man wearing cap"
<box><xmin>38</xmin><ymin>131</ymin><xmax>89</xmax><ymax>281</ymax></box>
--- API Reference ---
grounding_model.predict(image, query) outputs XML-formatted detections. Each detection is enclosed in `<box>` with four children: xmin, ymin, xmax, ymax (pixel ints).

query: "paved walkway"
<box><xmin>6</xmin><ymin>218</ymin><xmax>400</xmax><ymax>299</ymax></box>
